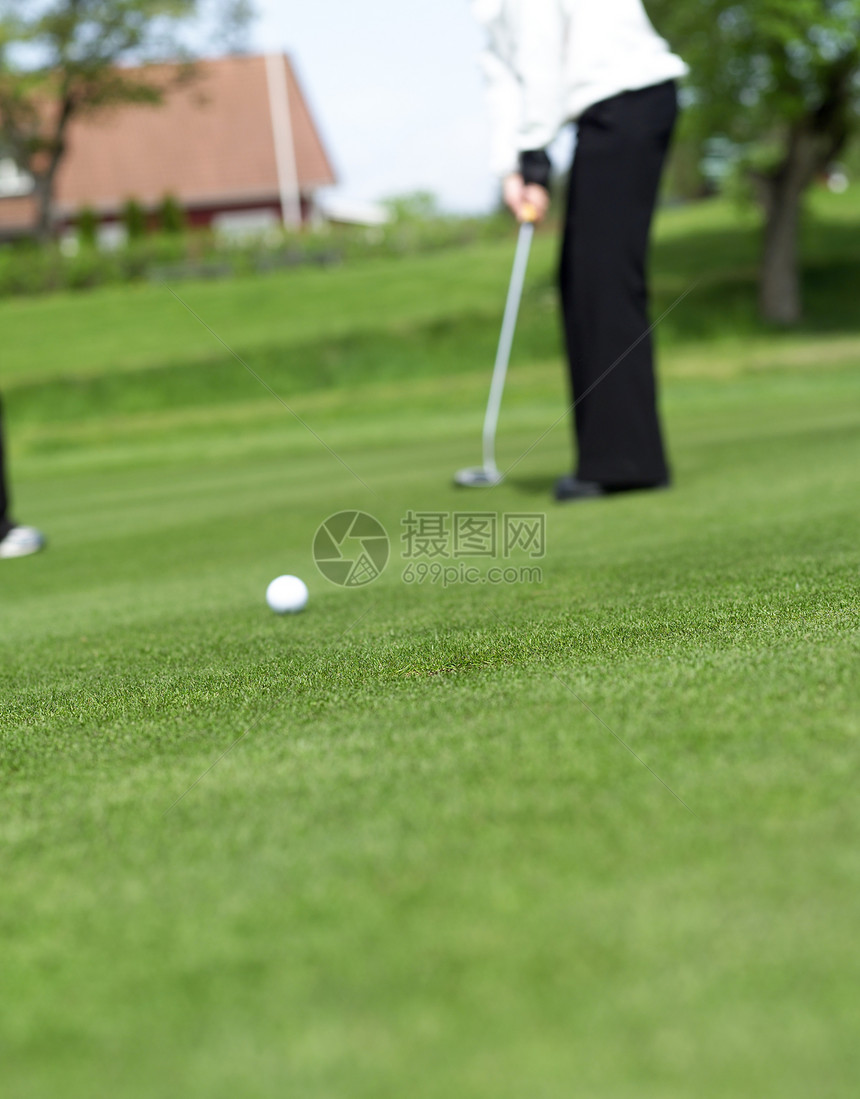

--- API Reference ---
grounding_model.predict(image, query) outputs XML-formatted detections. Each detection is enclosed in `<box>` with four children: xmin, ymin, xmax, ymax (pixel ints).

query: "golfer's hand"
<box><xmin>503</xmin><ymin>174</ymin><xmax>550</xmax><ymax>224</ymax></box>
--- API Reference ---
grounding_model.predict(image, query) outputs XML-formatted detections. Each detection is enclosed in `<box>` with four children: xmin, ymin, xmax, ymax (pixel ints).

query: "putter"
<box><xmin>454</xmin><ymin>206</ymin><xmax>536</xmax><ymax>488</ymax></box>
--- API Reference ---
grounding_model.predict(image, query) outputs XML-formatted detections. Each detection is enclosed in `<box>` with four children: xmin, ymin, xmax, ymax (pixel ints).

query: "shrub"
<box><xmin>77</xmin><ymin>207</ymin><xmax>99</xmax><ymax>247</ymax></box>
<box><xmin>0</xmin><ymin>213</ymin><xmax>514</xmax><ymax>300</ymax></box>
<box><xmin>122</xmin><ymin>198</ymin><xmax>147</xmax><ymax>240</ymax></box>
<box><xmin>158</xmin><ymin>194</ymin><xmax>186</xmax><ymax>235</ymax></box>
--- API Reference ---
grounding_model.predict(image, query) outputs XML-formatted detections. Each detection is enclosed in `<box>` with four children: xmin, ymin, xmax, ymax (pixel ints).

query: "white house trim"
<box><xmin>265</xmin><ymin>53</ymin><xmax>302</xmax><ymax>229</ymax></box>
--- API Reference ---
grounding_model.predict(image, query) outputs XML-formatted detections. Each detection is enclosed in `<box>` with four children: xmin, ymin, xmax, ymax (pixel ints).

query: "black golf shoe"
<box><xmin>554</xmin><ymin>475</ymin><xmax>670</xmax><ymax>503</ymax></box>
<box><xmin>554</xmin><ymin>475</ymin><xmax>606</xmax><ymax>501</ymax></box>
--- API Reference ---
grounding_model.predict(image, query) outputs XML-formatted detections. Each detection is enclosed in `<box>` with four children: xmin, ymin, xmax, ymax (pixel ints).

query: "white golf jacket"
<box><xmin>472</xmin><ymin>0</ymin><xmax>688</xmax><ymax>176</ymax></box>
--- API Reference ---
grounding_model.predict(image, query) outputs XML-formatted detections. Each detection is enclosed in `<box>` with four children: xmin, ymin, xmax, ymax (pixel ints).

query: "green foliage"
<box><xmin>208</xmin><ymin>0</ymin><xmax>257</xmax><ymax>54</ymax></box>
<box><xmin>382</xmin><ymin>190</ymin><xmax>442</xmax><ymax>223</ymax></box>
<box><xmin>121</xmin><ymin>197</ymin><xmax>147</xmax><ymax>240</ymax></box>
<box><xmin>0</xmin><ymin>1</ymin><xmax>200</xmax><ymax>145</ymax></box>
<box><xmin>650</xmin><ymin>0</ymin><xmax>860</xmax><ymax>150</ymax></box>
<box><xmin>76</xmin><ymin>205</ymin><xmax>98</xmax><ymax>247</ymax></box>
<box><xmin>158</xmin><ymin>193</ymin><xmax>186</xmax><ymax>234</ymax></box>
<box><xmin>0</xmin><ymin>213</ymin><xmax>516</xmax><ymax>300</ymax></box>
<box><xmin>648</xmin><ymin>1</ymin><xmax>860</xmax><ymax>321</ymax></box>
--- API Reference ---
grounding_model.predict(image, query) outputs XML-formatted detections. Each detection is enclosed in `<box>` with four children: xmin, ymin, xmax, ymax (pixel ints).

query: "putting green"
<box><xmin>2</xmin><ymin>196</ymin><xmax>859</xmax><ymax>1098</ymax></box>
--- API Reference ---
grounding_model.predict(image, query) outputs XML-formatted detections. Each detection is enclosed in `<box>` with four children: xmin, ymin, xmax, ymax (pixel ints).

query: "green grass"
<box><xmin>2</xmin><ymin>193</ymin><xmax>860</xmax><ymax>1098</ymax></box>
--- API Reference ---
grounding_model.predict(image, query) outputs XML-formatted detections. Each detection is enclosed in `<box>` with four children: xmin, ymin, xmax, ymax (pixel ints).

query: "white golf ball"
<box><xmin>266</xmin><ymin>575</ymin><xmax>309</xmax><ymax>615</ymax></box>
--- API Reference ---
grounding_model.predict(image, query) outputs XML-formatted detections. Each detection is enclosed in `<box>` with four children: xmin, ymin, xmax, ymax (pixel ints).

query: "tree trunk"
<box><xmin>759</xmin><ymin>171</ymin><xmax>805</xmax><ymax>326</ymax></box>
<box><xmin>756</xmin><ymin>125</ymin><xmax>824</xmax><ymax>326</ymax></box>
<box><xmin>33</xmin><ymin>171</ymin><xmax>58</xmax><ymax>245</ymax></box>
<box><xmin>756</xmin><ymin>56</ymin><xmax>857</xmax><ymax>327</ymax></box>
<box><xmin>31</xmin><ymin>91</ymin><xmax>77</xmax><ymax>245</ymax></box>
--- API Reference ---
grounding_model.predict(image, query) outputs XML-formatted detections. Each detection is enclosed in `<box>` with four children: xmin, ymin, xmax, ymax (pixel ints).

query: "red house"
<box><xmin>0</xmin><ymin>53</ymin><xmax>336</xmax><ymax>241</ymax></box>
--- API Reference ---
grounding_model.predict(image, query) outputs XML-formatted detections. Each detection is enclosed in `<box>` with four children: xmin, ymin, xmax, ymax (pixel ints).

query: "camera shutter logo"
<box><xmin>313</xmin><ymin>511</ymin><xmax>390</xmax><ymax>587</ymax></box>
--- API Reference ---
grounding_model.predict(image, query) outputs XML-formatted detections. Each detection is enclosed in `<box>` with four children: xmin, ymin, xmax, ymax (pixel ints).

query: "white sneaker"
<box><xmin>0</xmin><ymin>525</ymin><xmax>46</xmax><ymax>559</ymax></box>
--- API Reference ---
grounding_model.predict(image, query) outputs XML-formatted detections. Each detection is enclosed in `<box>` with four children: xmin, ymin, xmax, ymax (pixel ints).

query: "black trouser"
<box><xmin>0</xmin><ymin>395</ymin><xmax>11</xmax><ymax>535</ymax></box>
<box><xmin>560</xmin><ymin>80</ymin><xmax>678</xmax><ymax>487</ymax></box>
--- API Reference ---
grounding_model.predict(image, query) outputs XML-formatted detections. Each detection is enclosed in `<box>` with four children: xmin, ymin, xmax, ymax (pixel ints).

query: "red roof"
<box><xmin>1</xmin><ymin>53</ymin><xmax>335</xmax><ymax>229</ymax></box>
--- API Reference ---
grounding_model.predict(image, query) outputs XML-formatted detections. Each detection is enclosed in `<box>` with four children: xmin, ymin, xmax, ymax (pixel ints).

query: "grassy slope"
<box><xmin>2</xmin><ymin>194</ymin><xmax>860</xmax><ymax>1098</ymax></box>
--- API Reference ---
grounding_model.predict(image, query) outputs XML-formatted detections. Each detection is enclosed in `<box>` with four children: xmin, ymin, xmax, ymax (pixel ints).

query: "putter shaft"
<box><xmin>481</xmin><ymin>220</ymin><xmax>535</xmax><ymax>476</ymax></box>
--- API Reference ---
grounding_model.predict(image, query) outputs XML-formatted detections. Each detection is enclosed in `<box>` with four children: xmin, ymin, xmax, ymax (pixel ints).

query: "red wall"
<box><xmin>59</xmin><ymin>195</ymin><xmax>316</xmax><ymax>236</ymax></box>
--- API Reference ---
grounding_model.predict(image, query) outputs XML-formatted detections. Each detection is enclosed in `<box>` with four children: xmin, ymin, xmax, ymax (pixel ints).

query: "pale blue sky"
<box><xmin>248</xmin><ymin>1</ymin><xmax>499</xmax><ymax>213</ymax></box>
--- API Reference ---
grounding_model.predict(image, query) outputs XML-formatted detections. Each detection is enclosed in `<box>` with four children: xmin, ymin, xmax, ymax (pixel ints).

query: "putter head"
<box><xmin>453</xmin><ymin>466</ymin><xmax>504</xmax><ymax>488</ymax></box>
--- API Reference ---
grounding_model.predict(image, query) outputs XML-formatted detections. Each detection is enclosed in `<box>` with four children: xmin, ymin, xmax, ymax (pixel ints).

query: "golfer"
<box><xmin>473</xmin><ymin>0</ymin><xmax>687</xmax><ymax>500</ymax></box>
<box><xmin>0</xmin><ymin>397</ymin><xmax>44</xmax><ymax>558</ymax></box>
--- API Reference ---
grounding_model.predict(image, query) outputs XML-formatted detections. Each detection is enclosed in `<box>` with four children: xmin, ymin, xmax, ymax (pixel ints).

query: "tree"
<box><xmin>0</xmin><ymin>1</ymin><xmax>255</xmax><ymax>242</ymax></box>
<box><xmin>382</xmin><ymin>191</ymin><xmax>442</xmax><ymax>223</ymax></box>
<box><xmin>648</xmin><ymin>0</ymin><xmax>860</xmax><ymax>324</ymax></box>
<box><xmin>208</xmin><ymin>0</ymin><xmax>255</xmax><ymax>55</ymax></box>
